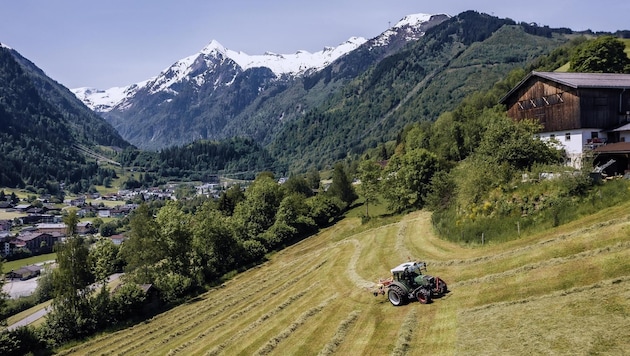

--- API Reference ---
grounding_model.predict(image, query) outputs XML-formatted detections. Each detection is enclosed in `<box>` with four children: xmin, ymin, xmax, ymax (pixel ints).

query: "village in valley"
<box><xmin>0</xmin><ymin>183</ymin><xmax>222</xmax><ymax>282</ymax></box>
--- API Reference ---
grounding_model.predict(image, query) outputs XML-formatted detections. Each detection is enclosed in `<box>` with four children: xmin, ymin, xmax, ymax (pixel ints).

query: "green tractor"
<box><xmin>379</xmin><ymin>261</ymin><xmax>448</xmax><ymax>306</ymax></box>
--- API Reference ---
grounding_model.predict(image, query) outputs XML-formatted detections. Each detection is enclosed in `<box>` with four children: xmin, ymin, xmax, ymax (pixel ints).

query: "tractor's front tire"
<box><xmin>388</xmin><ymin>285</ymin><xmax>406</xmax><ymax>306</ymax></box>
<box><xmin>416</xmin><ymin>289</ymin><xmax>431</xmax><ymax>304</ymax></box>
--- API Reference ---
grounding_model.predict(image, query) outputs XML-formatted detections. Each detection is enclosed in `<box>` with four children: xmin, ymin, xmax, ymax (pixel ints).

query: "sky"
<box><xmin>1</xmin><ymin>0</ymin><xmax>629</xmax><ymax>89</ymax></box>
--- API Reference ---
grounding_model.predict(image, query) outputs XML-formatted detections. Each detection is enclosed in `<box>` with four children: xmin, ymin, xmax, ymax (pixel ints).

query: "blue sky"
<box><xmin>1</xmin><ymin>0</ymin><xmax>628</xmax><ymax>89</ymax></box>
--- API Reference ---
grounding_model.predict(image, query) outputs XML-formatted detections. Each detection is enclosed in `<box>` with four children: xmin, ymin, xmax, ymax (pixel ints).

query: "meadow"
<box><xmin>53</xmin><ymin>202</ymin><xmax>630</xmax><ymax>355</ymax></box>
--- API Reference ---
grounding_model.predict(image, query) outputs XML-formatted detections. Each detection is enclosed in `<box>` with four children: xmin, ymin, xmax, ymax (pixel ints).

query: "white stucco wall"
<box><xmin>538</xmin><ymin>128</ymin><xmax>604</xmax><ymax>168</ymax></box>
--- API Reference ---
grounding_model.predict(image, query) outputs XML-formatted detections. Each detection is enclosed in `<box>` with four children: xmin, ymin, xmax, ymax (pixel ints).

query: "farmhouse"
<box><xmin>500</xmin><ymin>71</ymin><xmax>630</xmax><ymax>173</ymax></box>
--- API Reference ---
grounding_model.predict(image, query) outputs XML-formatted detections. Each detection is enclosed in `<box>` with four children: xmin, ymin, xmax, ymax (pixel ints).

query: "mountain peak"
<box><xmin>394</xmin><ymin>13</ymin><xmax>434</xmax><ymax>29</ymax></box>
<box><xmin>200</xmin><ymin>39</ymin><xmax>227</xmax><ymax>56</ymax></box>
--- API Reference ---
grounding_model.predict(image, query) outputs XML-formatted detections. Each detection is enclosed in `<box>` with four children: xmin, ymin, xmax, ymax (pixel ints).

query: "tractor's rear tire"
<box><xmin>388</xmin><ymin>285</ymin><xmax>406</xmax><ymax>306</ymax></box>
<box><xmin>416</xmin><ymin>289</ymin><xmax>431</xmax><ymax>304</ymax></box>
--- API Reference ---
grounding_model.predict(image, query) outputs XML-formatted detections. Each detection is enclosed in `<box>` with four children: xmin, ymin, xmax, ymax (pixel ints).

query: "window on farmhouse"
<box><xmin>565</xmin><ymin>132</ymin><xmax>571</xmax><ymax>141</ymax></box>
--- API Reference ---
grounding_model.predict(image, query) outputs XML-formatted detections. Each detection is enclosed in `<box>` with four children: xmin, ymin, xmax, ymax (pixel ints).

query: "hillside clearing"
<box><xmin>57</xmin><ymin>204</ymin><xmax>630</xmax><ymax>355</ymax></box>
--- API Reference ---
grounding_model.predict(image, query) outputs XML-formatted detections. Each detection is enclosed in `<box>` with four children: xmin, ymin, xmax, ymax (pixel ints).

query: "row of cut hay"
<box><xmin>202</xmin><ymin>286</ymin><xmax>317</xmax><ymax>356</ymax></box>
<box><xmin>62</xmin><ymin>250</ymin><xmax>326</xmax><ymax>355</ymax></box>
<box><xmin>120</xmin><ymin>258</ymin><xmax>329</xmax><ymax>355</ymax></box>
<box><xmin>317</xmin><ymin>310</ymin><xmax>361</xmax><ymax>356</ymax></box>
<box><xmin>253</xmin><ymin>294</ymin><xmax>337</xmax><ymax>356</ymax></box>
<box><xmin>391</xmin><ymin>309</ymin><xmax>417</xmax><ymax>356</ymax></box>
<box><xmin>456</xmin><ymin>276</ymin><xmax>630</xmax><ymax>355</ymax></box>
<box><xmin>58</xmin><ymin>200</ymin><xmax>630</xmax><ymax>355</ymax></box>
<box><xmin>164</xmin><ymin>260</ymin><xmax>329</xmax><ymax>355</ymax></box>
<box><xmin>455</xmin><ymin>247</ymin><xmax>630</xmax><ymax>309</ymax></box>
<box><xmin>452</xmin><ymin>241</ymin><xmax>630</xmax><ymax>288</ymax></box>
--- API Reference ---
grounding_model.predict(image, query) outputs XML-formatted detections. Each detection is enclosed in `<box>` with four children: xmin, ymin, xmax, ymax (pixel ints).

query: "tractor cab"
<box><xmin>390</xmin><ymin>261</ymin><xmax>428</xmax><ymax>289</ymax></box>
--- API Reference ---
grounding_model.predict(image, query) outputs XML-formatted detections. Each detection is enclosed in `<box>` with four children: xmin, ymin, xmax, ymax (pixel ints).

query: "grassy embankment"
<box><xmin>54</xmin><ymin>197</ymin><xmax>630</xmax><ymax>355</ymax></box>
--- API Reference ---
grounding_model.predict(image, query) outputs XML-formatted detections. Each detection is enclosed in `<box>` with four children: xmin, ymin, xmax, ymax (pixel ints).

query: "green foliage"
<box><xmin>218</xmin><ymin>184</ymin><xmax>245</xmax><ymax>216</ymax></box>
<box><xmin>99</xmin><ymin>221</ymin><xmax>118</xmax><ymax>237</ymax></box>
<box><xmin>327</xmin><ymin>162</ymin><xmax>357</xmax><ymax>207</ymax></box>
<box><xmin>570</xmin><ymin>35</ymin><xmax>630</xmax><ymax>73</ymax></box>
<box><xmin>110</xmin><ymin>283</ymin><xmax>147</xmax><ymax>320</ymax></box>
<box><xmin>356</xmin><ymin>159</ymin><xmax>382</xmax><ymax>218</ymax></box>
<box><xmin>44</xmin><ymin>236</ymin><xmax>95</xmax><ymax>346</ymax></box>
<box><xmin>119</xmin><ymin>137</ymin><xmax>280</xmax><ymax>185</ymax></box>
<box><xmin>232</xmin><ymin>176</ymin><xmax>284</xmax><ymax>240</ymax></box>
<box><xmin>382</xmin><ymin>148</ymin><xmax>440</xmax><ymax>213</ymax></box>
<box><xmin>120</xmin><ymin>204</ymin><xmax>166</xmax><ymax>281</ymax></box>
<box><xmin>89</xmin><ymin>239</ymin><xmax>121</xmax><ymax>283</ymax></box>
<box><xmin>0</xmin><ymin>327</ymin><xmax>43</xmax><ymax>356</ymax></box>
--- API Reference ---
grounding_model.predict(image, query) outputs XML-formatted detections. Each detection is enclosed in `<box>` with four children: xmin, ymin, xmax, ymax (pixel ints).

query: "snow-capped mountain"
<box><xmin>72</xmin><ymin>13</ymin><xmax>448</xmax><ymax>150</ymax></box>
<box><xmin>73</xmin><ymin>13</ymin><xmax>444</xmax><ymax>113</ymax></box>
<box><xmin>73</xmin><ymin>36</ymin><xmax>367</xmax><ymax>112</ymax></box>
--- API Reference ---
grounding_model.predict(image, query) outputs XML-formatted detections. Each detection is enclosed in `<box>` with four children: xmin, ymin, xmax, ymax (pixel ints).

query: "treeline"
<box><xmin>119</xmin><ymin>137</ymin><xmax>281</xmax><ymax>186</ymax></box>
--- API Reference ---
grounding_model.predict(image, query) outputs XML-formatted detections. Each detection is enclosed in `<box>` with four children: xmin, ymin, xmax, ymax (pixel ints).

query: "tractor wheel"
<box><xmin>388</xmin><ymin>285</ymin><xmax>406</xmax><ymax>306</ymax></box>
<box><xmin>438</xmin><ymin>280</ymin><xmax>448</xmax><ymax>294</ymax></box>
<box><xmin>416</xmin><ymin>289</ymin><xmax>431</xmax><ymax>304</ymax></box>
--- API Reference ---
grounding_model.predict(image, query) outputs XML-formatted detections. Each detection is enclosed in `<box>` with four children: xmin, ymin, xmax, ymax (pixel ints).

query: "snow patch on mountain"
<box><xmin>373</xmin><ymin>13</ymin><xmax>446</xmax><ymax>46</ymax></box>
<box><xmin>72</xmin><ymin>81</ymin><xmax>150</xmax><ymax>112</ymax></box>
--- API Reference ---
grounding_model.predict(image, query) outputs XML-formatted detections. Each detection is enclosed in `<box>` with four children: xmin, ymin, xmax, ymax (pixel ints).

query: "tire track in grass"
<box><xmin>317</xmin><ymin>310</ymin><xmax>361</xmax><ymax>356</ymax></box>
<box><xmin>166</xmin><ymin>260</ymin><xmax>328</xmax><ymax>355</ymax></box>
<box><xmin>254</xmin><ymin>294</ymin><xmax>338</xmax><ymax>356</ymax></box>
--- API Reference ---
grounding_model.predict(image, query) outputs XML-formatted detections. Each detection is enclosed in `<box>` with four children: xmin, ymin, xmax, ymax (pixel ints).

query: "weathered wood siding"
<box><xmin>578</xmin><ymin>88</ymin><xmax>627</xmax><ymax>129</ymax></box>
<box><xmin>505</xmin><ymin>77</ymin><xmax>630</xmax><ymax>132</ymax></box>
<box><xmin>505</xmin><ymin>77</ymin><xmax>580</xmax><ymax>131</ymax></box>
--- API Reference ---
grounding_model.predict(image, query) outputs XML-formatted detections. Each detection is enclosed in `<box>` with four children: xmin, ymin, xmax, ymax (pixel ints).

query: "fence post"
<box><xmin>481</xmin><ymin>232</ymin><xmax>484</xmax><ymax>245</ymax></box>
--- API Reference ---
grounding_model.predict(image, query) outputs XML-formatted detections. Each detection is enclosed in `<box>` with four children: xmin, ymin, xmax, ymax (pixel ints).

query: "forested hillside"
<box><xmin>0</xmin><ymin>46</ymin><xmax>131</xmax><ymax>193</ymax></box>
<box><xmin>269</xmin><ymin>11</ymin><xmax>573</xmax><ymax>172</ymax></box>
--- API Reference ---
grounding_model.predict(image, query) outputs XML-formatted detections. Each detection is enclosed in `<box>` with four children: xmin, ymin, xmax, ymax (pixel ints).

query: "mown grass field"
<box><xmin>56</xmin><ymin>202</ymin><xmax>630</xmax><ymax>355</ymax></box>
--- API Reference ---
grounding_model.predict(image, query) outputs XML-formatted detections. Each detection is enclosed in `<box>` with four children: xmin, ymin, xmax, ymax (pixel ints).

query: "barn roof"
<box><xmin>594</xmin><ymin>142</ymin><xmax>630</xmax><ymax>154</ymax></box>
<box><xmin>500</xmin><ymin>71</ymin><xmax>630</xmax><ymax>104</ymax></box>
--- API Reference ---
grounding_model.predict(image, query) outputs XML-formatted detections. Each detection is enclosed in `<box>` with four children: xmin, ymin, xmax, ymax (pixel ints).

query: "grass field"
<box><xmin>2</xmin><ymin>253</ymin><xmax>56</xmax><ymax>274</ymax></box>
<box><xmin>54</xmin><ymin>202</ymin><xmax>630</xmax><ymax>355</ymax></box>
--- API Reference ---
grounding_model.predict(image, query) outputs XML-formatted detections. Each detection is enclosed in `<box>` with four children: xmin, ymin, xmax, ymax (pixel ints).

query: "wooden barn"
<box><xmin>500</xmin><ymin>71</ymin><xmax>630</xmax><ymax>173</ymax></box>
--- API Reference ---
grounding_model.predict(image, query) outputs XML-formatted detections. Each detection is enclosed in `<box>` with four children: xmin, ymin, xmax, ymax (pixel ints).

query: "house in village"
<box><xmin>34</xmin><ymin>221</ymin><xmax>93</xmax><ymax>235</ymax></box>
<box><xmin>500</xmin><ymin>71</ymin><xmax>630</xmax><ymax>174</ymax></box>
<box><xmin>13</xmin><ymin>231</ymin><xmax>60</xmax><ymax>254</ymax></box>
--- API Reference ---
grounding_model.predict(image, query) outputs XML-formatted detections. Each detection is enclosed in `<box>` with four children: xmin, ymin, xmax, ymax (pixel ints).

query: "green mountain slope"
<box><xmin>0</xmin><ymin>46</ymin><xmax>131</xmax><ymax>190</ymax></box>
<box><xmin>268</xmin><ymin>12</ymin><xmax>571</xmax><ymax>172</ymax></box>
<box><xmin>58</xmin><ymin>202</ymin><xmax>630</xmax><ymax>355</ymax></box>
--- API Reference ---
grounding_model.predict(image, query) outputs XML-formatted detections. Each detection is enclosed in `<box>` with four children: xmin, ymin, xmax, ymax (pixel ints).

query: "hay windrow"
<box><xmin>317</xmin><ymin>310</ymin><xmax>361</xmax><ymax>356</ymax></box>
